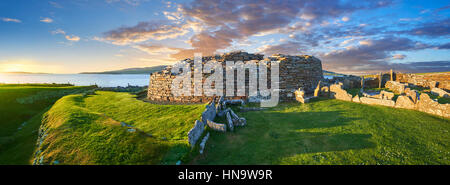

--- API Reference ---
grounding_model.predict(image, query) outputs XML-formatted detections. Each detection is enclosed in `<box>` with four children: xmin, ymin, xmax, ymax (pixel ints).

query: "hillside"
<box><xmin>80</xmin><ymin>66</ymin><xmax>167</xmax><ymax>74</ymax></box>
<box><xmin>33</xmin><ymin>91</ymin><xmax>205</xmax><ymax>165</ymax></box>
<box><xmin>323</xmin><ymin>70</ymin><xmax>345</xmax><ymax>76</ymax></box>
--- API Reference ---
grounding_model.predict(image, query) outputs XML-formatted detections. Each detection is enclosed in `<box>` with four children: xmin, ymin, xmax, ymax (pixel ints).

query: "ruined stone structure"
<box><xmin>326</xmin><ymin>80</ymin><xmax>449</xmax><ymax>118</ymax></box>
<box><xmin>147</xmin><ymin>52</ymin><xmax>323</xmax><ymax>103</ymax></box>
<box><xmin>396</xmin><ymin>72</ymin><xmax>450</xmax><ymax>90</ymax></box>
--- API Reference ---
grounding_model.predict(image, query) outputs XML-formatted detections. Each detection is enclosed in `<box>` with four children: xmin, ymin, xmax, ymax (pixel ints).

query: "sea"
<box><xmin>0</xmin><ymin>73</ymin><xmax>336</xmax><ymax>87</ymax></box>
<box><xmin>0</xmin><ymin>73</ymin><xmax>150</xmax><ymax>87</ymax></box>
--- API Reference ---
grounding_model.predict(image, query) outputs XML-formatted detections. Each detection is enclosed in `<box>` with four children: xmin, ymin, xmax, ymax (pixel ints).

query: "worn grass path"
<box><xmin>193</xmin><ymin>98</ymin><xmax>450</xmax><ymax>165</ymax></box>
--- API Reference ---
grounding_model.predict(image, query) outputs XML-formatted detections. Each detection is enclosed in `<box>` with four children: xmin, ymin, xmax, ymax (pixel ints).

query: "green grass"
<box><xmin>33</xmin><ymin>91</ymin><xmax>205</xmax><ymax>165</ymax></box>
<box><xmin>0</xmin><ymin>84</ymin><xmax>94</xmax><ymax>164</ymax></box>
<box><xmin>192</xmin><ymin>98</ymin><xmax>450</xmax><ymax>165</ymax></box>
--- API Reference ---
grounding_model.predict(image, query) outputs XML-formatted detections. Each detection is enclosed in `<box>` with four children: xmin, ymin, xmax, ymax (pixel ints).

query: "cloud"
<box><xmin>2</xmin><ymin>17</ymin><xmax>21</xmax><ymax>23</ymax></box>
<box><xmin>402</xmin><ymin>18</ymin><xmax>450</xmax><ymax>37</ymax></box>
<box><xmin>169</xmin><ymin>0</ymin><xmax>392</xmax><ymax>59</ymax></box>
<box><xmin>65</xmin><ymin>35</ymin><xmax>80</xmax><ymax>42</ymax></box>
<box><xmin>392</xmin><ymin>54</ymin><xmax>406</xmax><ymax>60</ymax></box>
<box><xmin>438</xmin><ymin>42</ymin><xmax>450</xmax><ymax>49</ymax></box>
<box><xmin>105</xmin><ymin>0</ymin><xmax>143</xmax><ymax>6</ymax></box>
<box><xmin>99</xmin><ymin>0</ymin><xmax>392</xmax><ymax>60</ymax></box>
<box><xmin>133</xmin><ymin>44</ymin><xmax>181</xmax><ymax>56</ymax></box>
<box><xmin>258</xmin><ymin>41</ymin><xmax>307</xmax><ymax>56</ymax></box>
<box><xmin>52</xmin><ymin>29</ymin><xmax>80</xmax><ymax>42</ymax></box>
<box><xmin>341</xmin><ymin>16</ymin><xmax>350</xmax><ymax>22</ymax></box>
<box><xmin>101</xmin><ymin>21</ymin><xmax>189</xmax><ymax>45</ymax></box>
<box><xmin>320</xmin><ymin>36</ymin><xmax>432</xmax><ymax>73</ymax></box>
<box><xmin>52</xmin><ymin>29</ymin><xmax>66</xmax><ymax>35</ymax></box>
<box><xmin>49</xmin><ymin>1</ymin><xmax>63</xmax><ymax>8</ymax></box>
<box><xmin>40</xmin><ymin>17</ymin><xmax>53</xmax><ymax>23</ymax></box>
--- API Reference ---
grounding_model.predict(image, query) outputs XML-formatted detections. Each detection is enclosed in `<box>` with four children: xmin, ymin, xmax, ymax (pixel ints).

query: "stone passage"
<box><xmin>147</xmin><ymin>51</ymin><xmax>323</xmax><ymax>103</ymax></box>
<box><xmin>187</xmin><ymin>96</ymin><xmax>248</xmax><ymax>154</ymax></box>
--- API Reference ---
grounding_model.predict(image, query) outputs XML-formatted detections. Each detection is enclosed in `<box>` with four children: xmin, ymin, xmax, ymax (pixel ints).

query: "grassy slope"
<box><xmin>34</xmin><ymin>91</ymin><xmax>205</xmax><ymax>165</ymax></box>
<box><xmin>193</xmin><ymin>98</ymin><xmax>450</xmax><ymax>165</ymax></box>
<box><xmin>0</xmin><ymin>84</ymin><xmax>93</xmax><ymax>164</ymax></box>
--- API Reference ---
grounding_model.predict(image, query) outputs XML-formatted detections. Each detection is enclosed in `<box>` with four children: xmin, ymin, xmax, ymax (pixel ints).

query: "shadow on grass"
<box><xmin>193</xmin><ymin>109</ymin><xmax>376</xmax><ymax>164</ymax></box>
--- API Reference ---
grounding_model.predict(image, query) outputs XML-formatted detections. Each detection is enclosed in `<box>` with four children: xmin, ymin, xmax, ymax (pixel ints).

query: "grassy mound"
<box><xmin>0</xmin><ymin>84</ymin><xmax>94</xmax><ymax>164</ymax></box>
<box><xmin>34</xmin><ymin>91</ymin><xmax>205</xmax><ymax>165</ymax></box>
<box><xmin>193</xmin><ymin>98</ymin><xmax>450</xmax><ymax>165</ymax></box>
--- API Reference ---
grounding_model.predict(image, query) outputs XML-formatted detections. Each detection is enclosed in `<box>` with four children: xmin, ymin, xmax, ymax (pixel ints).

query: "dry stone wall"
<box><xmin>147</xmin><ymin>52</ymin><xmax>323</xmax><ymax>103</ymax></box>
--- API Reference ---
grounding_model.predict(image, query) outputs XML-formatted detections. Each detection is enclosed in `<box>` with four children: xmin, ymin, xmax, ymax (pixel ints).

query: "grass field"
<box><xmin>2</xmin><ymin>84</ymin><xmax>449</xmax><ymax>165</ymax></box>
<box><xmin>33</xmin><ymin>91</ymin><xmax>205</xmax><ymax>165</ymax></box>
<box><xmin>0</xmin><ymin>84</ymin><xmax>94</xmax><ymax>164</ymax></box>
<box><xmin>192</xmin><ymin>98</ymin><xmax>450</xmax><ymax>165</ymax></box>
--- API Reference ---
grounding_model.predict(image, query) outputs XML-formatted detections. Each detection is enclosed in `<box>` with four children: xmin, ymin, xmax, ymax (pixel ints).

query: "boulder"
<box><xmin>380</xmin><ymin>90</ymin><xmax>395</xmax><ymax>100</ymax></box>
<box><xmin>385</xmin><ymin>81</ymin><xmax>407</xmax><ymax>94</ymax></box>
<box><xmin>431</xmin><ymin>88</ymin><xmax>450</xmax><ymax>98</ymax></box>
<box><xmin>395</xmin><ymin>96</ymin><xmax>415</xmax><ymax>109</ymax></box>
<box><xmin>330</xmin><ymin>83</ymin><xmax>352</xmax><ymax>102</ymax></box>
<box><xmin>404</xmin><ymin>88</ymin><xmax>419</xmax><ymax>103</ymax></box>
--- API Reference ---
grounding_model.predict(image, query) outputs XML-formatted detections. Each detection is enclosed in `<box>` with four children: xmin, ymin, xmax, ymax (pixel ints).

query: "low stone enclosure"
<box><xmin>306</xmin><ymin>80</ymin><xmax>450</xmax><ymax>118</ymax></box>
<box><xmin>148</xmin><ymin>51</ymin><xmax>323</xmax><ymax>103</ymax></box>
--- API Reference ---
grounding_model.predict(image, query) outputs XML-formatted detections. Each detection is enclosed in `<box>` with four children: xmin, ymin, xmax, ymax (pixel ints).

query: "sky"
<box><xmin>0</xmin><ymin>0</ymin><xmax>449</xmax><ymax>74</ymax></box>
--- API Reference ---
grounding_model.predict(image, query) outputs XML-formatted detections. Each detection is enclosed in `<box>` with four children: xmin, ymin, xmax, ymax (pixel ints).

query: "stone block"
<box><xmin>395</xmin><ymin>96</ymin><xmax>415</xmax><ymax>109</ymax></box>
<box><xmin>431</xmin><ymin>88</ymin><xmax>450</xmax><ymax>98</ymax></box>
<box><xmin>188</xmin><ymin>120</ymin><xmax>205</xmax><ymax>146</ymax></box>
<box><xmin>330</xmin><ymin>84</ymin><xmax>352</xmax><ymax>102</ymax></box>
<box><xmin>206</xmin><ymin>120</ymin><xmax>227</xmax><ymax>132</ymax></box>
<box><xmin>360</xmin><ymin>97</ymin><xmax>395</xmax><ymax>107</ymax></box>
<box><xmin>385</xmin><ymin>81</ymin><xmax>407</xmax><ymax>94</ymax></box>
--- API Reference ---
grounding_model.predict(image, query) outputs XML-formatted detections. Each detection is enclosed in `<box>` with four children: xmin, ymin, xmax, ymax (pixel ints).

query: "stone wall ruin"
<box><xmin>147</xmin><ymin>51</ymin><xmax>323</xmax><ymax>103</ymax></box>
